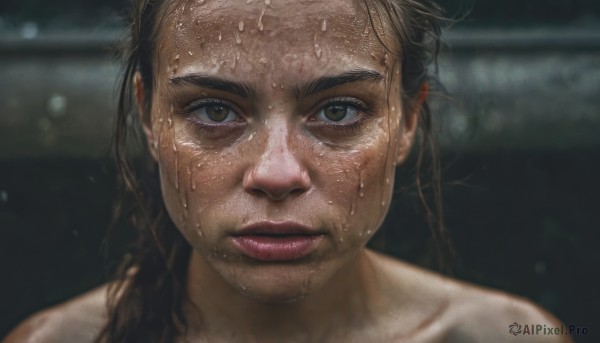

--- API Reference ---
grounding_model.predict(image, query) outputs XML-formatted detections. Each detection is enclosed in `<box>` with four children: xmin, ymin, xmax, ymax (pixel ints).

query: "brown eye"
<box><xmin>316</xmin><ymin>102</ymin><xmax>360</xmax><ymax>124</ymax></box>
<box><xmin>324</xmin><ymin>105</ymin><xmax>349</xmax><ymax>122</ymax></box>
<box><xmin>205</xmin><ymin>104</ymin><xmax>230</xmax><ymax>122</ymax></box>
<box><xmin>189</xmin><ymin>101</ymin><xmax>238</xmax><ymax>123</ymax></box>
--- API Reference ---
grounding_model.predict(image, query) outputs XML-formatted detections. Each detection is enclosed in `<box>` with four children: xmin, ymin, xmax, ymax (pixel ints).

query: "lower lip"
<box><xmin>230</xmin><ymin>235</ymin><xmax>323</xmax><ymax>261</ymax></box>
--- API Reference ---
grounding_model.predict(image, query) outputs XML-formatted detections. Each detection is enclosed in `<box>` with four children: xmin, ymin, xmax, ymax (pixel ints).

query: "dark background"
<box><xmin>1</xmin><ymin>0</ymin><xmax>599</xmax><ymax>341</ymax></box>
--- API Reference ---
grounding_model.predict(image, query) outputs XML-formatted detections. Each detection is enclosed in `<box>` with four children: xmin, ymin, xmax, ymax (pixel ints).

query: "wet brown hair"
<box><xmin>97</xmin><ymin>0</ymin><xmax>452</xmax><ymax>341</ymax></box>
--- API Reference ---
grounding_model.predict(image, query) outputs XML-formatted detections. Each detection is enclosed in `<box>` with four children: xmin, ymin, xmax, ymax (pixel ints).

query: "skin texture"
<box><xmin>2</xmin><ymin>1</ymin><xmax>574</xmax><ymax>342</ymax></box>
<box><xmin>147</xmin><ymin>0</ymin><xmax>408</xmax><ymax>305</ymax></box>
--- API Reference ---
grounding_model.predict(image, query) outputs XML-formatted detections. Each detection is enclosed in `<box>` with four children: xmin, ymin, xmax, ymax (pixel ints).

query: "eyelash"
<box><xmin>311</xmin><ymin>97</ymin><xmax>373</xmax><ymax>134</ymax></box>
<box><xmin>178</xmin><ymin>99</ymin><xmax>242</xmax><ymax>134</ymax></box>
<box><xmin>177</xmin><ymin>97</ymin><xmax>374</xmax><ymax>135</ymax></box>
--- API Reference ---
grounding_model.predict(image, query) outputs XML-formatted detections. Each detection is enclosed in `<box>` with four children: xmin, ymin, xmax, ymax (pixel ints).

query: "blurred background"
<box><xmin>1</xmin><ymin>0</ymin><xmax>599</xmax><ymax>341</ymax></box>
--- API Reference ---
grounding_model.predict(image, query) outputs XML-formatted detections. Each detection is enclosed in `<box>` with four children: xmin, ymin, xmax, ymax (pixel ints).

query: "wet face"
<box><xmin>142</xmin><ymin>0</ymin><xmax>417</xmax><ymax>302</ymax></box>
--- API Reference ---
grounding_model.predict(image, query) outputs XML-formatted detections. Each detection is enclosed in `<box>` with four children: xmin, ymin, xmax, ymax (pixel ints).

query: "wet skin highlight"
<box><xmin>140</xmin><ymin>0</ymin><xmax>417</xmax><ymax>304</ymax></box>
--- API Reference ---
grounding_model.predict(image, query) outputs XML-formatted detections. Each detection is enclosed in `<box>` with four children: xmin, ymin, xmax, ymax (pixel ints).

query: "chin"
<box><xmin>220</xmin><ymin>260</ymin><xmax>332</xmax><ymax>303</ymax></box>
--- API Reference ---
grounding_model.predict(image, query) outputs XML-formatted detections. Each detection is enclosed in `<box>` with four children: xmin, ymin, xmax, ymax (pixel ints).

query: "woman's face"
<box><xmin>143</xmin><ymin>0</ymin><xmax>417</xmax><ymax>301</ymax></box>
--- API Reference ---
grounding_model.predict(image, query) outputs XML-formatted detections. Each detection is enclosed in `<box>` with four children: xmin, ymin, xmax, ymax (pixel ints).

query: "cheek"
<box><xmin>315</xmin><ymin>124</ymin><xmax>398</xmax><ymax>244</ymax></box>
<box><xmin>154</xmin><ymin>118</ymin><xmax>244</xmax><ymax>242</ymax></box>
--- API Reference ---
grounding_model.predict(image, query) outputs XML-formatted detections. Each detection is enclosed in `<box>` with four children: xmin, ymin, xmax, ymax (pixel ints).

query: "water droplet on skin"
<box><xmin>313</xmin><ymin>33</ymin><xmax>322</xmax><ymax>58</ymax></box>
<box><xmin>235</xmin><ymin>32</ymin><xmax>242</xmax><ymax>44</ymax></box>
<box><xmin>195</xmin><ymin>222</ymin><xmax>201</xmax><ymax>228</ymax></box>
<box><xmin>188</xmin><ymin>51</ymin><xmax>193</xmax><ymax>56</ymax></box>
<box><xmin>367</xmin><ymin>230</ymin><xmax>372</xmax><ymax>235</ymax></box>
<box><xmin>258</xmin><ymin>7</ymin><xmax>265</xmax><ymax>31</ymax></box>
<box><xmin>218</xmin><ymin>33</ymin><xmax>222</xmax><ymax>41</ymax></box>
<box><xmin>328</xmin><ymin>201</ymin><xmax>333</xmax><ymax>204</ymax></box>
<box><xmin>238</xmin><ymin>21</ymin><xmax>245</xmax><ymax>31</ymax></box>
<box><xmin>247</xmin><ymin>132</ymin><xmax>255</xmax><ymax>141</ymax></box>
<box><xmin>265</xmin><ymin>0</ymin><xmax>271</xmax><ymax>5</ymax></box>
<box><xmin>359</xmin><ymin>192</ymin><xmax>364</xmax><ymax>198</ymax></box>
<box><xmin>381</xmin><ymin>200</ymin><xmax>386</xmax><ymax>207</ymax></box>
<box><xmin>174</xmin><ymin>156</ymin><xmax>179</xmax><ymax>190</ymax></box>
<box><xmin>272</xmin><ymin>81</ymin><xmax>277</xmax><ymax>88</ymax></box>
<box><xmin>339</xmin><ymin>237</ymin><xmax>344</xmax><ymax>243</ymax></box>
<box><xmin>222</xmin><ymin>254</ymin><xmax>228</xmax><ymax>258</ymax></box>
<box><xmin>350</xmin><ymin>203</ymin><xmax>355</xmax><ymax>215</ymax></box>
<box><xmin>321</xmin><ymin>19</ymin><xmax>327</xmax><ymax>32</ymax></box>
<box><xmin>314</xmin><ymin>45</ymin><xmax>322</xmax><ymax>58</ymax></box>
<box><xmin>268</xmin><ymin>105</ymin><xmax>273</xmax><ymax>110</ymax></box>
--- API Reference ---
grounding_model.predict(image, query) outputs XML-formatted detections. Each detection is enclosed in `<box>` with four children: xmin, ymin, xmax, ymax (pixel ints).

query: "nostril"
<box><xmin>242</xmin><ymin>160</ymin><xmax>311</xmax><ymax>201</ymax></box>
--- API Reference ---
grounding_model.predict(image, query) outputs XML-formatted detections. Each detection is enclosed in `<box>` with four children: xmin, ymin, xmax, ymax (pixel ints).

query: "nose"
<box><xmin>243</xmin><ymin>122</ymin><xmax>311</xmax><ymax>201</ymax></box>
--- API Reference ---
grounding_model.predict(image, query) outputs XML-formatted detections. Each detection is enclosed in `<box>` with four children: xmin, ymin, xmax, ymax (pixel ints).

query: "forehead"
<box><xmin>156</xmin><ymin>0</ymin><xmax>394</xmax><ymax>82</ymax></box>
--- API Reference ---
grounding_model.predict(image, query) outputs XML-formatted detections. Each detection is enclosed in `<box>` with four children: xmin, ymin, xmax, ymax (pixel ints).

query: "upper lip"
<box><xmin>233</xmin><ymin>221</ymin><xmax>325</xmax><ymax>236</ymax></box>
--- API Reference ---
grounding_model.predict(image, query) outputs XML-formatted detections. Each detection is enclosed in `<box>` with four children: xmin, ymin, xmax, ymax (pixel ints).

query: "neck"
<box><xmin>184</xmin><ymin>249</ymin><xmax>382</xmax><ymax>341</ymax></box>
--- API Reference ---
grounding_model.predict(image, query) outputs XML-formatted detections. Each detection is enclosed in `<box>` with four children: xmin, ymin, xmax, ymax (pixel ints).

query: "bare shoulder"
<box><xmin>445</xmin><ymin>283</ymin><xmax>573</xmax><ymax>343</ymax></box>
<box><xmin>365</xmin><ymin>250</ymin><xmax>573</xmax><ymax>343</ymax></box>
<box><xmin>2</xmin><ymin>284</ymin><xmax>109</xmax><ymax>343</ymax></box>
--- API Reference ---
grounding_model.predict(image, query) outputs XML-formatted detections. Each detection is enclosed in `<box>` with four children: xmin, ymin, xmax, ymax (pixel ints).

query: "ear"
<box><xmin>396</xmin><ymin>83</ymin><xmax>428</xmax><ymax>165</ymax></box>
<box><xmin>135</xmin><ymin>72</ymin><xmax>159</xmax><ymax>161</ymax></box>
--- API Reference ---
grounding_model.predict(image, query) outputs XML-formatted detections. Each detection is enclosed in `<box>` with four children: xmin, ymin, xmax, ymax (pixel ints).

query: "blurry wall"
<box><xmin>1</xmin><ymin>0</ymin><xmax>599</xmax><ymax>341</ymax></box>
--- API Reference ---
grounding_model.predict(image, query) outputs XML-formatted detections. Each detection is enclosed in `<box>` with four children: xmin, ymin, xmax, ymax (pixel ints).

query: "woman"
<box><xmin>4</xmin><ymin>0</ymin><xmax>571</xmax><ymax>342</ymax></box>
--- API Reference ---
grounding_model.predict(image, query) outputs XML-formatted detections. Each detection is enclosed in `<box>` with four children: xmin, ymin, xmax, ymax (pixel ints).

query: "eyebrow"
<box><xmin>169</xmin><ymin>74</ymin><xmax>255</xmax><ymax>98</ymax></box>
<box><xmin>293</xmin><ymin>69</ymin><xmax>384</xmax><ymax>98</ymax></box>
<box><xmin>168</xmin><ymin>69</ymin><xmax>384</xmax><ymax>98</ymax></box>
